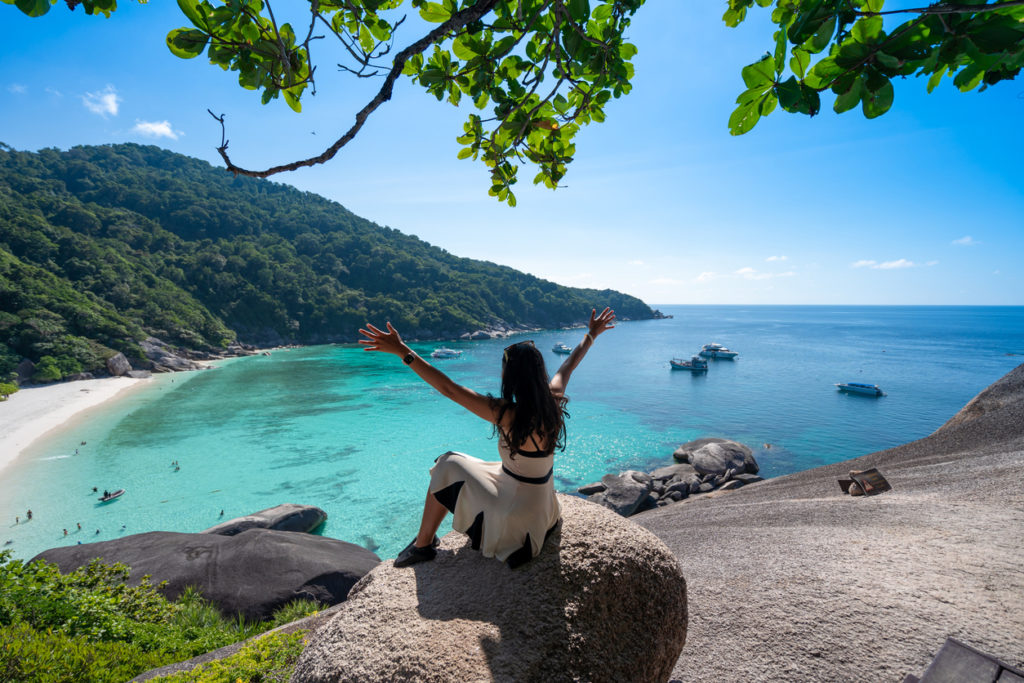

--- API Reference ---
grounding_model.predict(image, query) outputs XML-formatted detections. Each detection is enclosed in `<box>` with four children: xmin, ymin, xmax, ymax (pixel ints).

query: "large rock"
<box><xmin>15</xmin><ymin>358</ymin><xmax>34</xmax><ymax>384</ymax></box>
<box><xmin>202</xmin><ymin>503</ymin><xmax>327</xmax><ymax>536</ymax></box>
<box><xmin>589</xmin><ymin>470</ymin><xmax>652</xmax><ymax>516</ymax></box>
<box><xmin>677</xmin><ymin>439</ymin><xmax>758</xmax><ymax>476</ymax></box>
<box><xmin>105</xmin><ymin>352</ymin><xmax>132</xmax><ymax>376</ymax></box>
<box><xmin>32</xmin><ymin>529</ymin><xmax>379</xmax><ymax>621</ymax></box>
<box><xmin>292</xmin><ymin>495</ymin><xmax>687</xmax><ymax>683</ymax></box>
<box><xmin>139</xmin><ymin>337</ymin><xmax>205</xmax><ymax>372</ymax></box>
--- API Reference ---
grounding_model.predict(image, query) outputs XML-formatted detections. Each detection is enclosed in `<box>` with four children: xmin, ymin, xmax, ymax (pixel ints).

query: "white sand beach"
<box><xmin>0</xmin><ymin>377</ymin><xmax>149</xmax><ymax>475</ymax></box>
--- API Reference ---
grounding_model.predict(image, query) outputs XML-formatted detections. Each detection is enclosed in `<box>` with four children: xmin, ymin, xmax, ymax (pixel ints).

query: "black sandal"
<box><xmin>394</xmin><ymin>537</ymin><xmax>438</xmax><ymax>568</ymax></box>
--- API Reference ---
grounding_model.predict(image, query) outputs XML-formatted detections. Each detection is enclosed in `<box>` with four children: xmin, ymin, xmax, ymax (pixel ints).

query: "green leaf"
<box><xmin>166</xmin><ymin>28</ymin><xmax>209</xmax><ymax>59</ymax></box>
<box><xmin>926</xmin><ymin>66</ymin><xmax>947</xmax><ymax>94</ymax></box>
<box><xmin>457</xmin><ymin>147</ymin><xmax>474</xmax><ymax>160</ymax></box>
<box><xmin>568</xmin><ymin>0</ymin><xmax>589</xmax><ymax>22</ymax></box>
<box><xmin>742</xmin><ymin>55</ymin><xmax>776</xmax><ymax>89</ymax></box>
<box><xmin>12</xmin><ymin>0</ymin><xmax>50</xmax><ymax>17</ymax></box>
<box><xmin>861</xmin><ymin>79</ymin><xmax>893</xmax><ymax>118</ymax></box>
<box><xmin>359</xmin><ymin>25</ymin><xmax>374</xmax><ymax>53</ymax></box>
<box><xmin>775</xmin><ymin>76</ymin><xmax>802</xmax><ymax>111</ymax></box>
<box><xmin>774</xmin><ymin>30</ymin><xmax>787</xmax><ymax>73</ymax></box>
<box><xmin>875</xmin><ymin>51</ymin><xmax>901</xmax><ymax>70</ymax></box>
<box><xmin>804</xmin><ymin>56</ymin><xmax>843</xmax><ymax>89</ymax></box>
<box><xmin>592</xmin><ymin>3</ymin><xmax>613</xmax><ymax>21</ymax></box>
<box><xmin>418</xmin><ymin>2</ymin><xmax>450</xmax><ymax>23</ymax></box>
<box><xmin>728</xmin><ymin>101</ymin><xmax>761</xmax><ymax>135</ymax></box>
<box><xmin>808</xmin><ymin>15</ymin><xmax>836</xmax><ymax>53</ymax></box>
<box><xmin>177</xmin><ymin>0</ymin><xmax>206</xmax><ymax>29</ymax></box>
<box><xmin>790</xmin><ymin>48</ymin><xmax>810</xmax><ymax>78</ymax></box>
<box><xmin>851</xmin><ymin>16</ymin><xmax>883</xmax><ymax>44</ymax></box>
<box><xmin>953</xmin><ymin>64</ymin><xmax>985</xmax><ymax>92</ymax></box>
<box><xmin>452</xmin><ymin>36</ymin><xmax>477</xmax><ymax>61</ymax></box>
<box><xmin>833</xmin><ymin>76</ymin><xmax>863</xmax><ymax>113</ymax></box>
<box><xmin>283</xmin><ymin>88</ymin><xmax>302</xmax><ymax>113</ymax></box>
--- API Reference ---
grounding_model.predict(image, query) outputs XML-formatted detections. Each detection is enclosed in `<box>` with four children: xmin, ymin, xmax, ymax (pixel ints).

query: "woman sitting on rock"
<box><xmin>358</xmin><ymin>308</ymin><xmax>615</xmax><ymax>568</ymax></box>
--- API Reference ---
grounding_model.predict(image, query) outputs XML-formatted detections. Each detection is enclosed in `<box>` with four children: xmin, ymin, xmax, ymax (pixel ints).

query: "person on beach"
<box><xmin>358</xmin><ymin>307</ymin><xmax>616</xmax><ymax>568</ymax></box>
<box><xmin>26</xmin><ymin>510</ymin><xmax>31</xmax><ymax>521</ymax></box>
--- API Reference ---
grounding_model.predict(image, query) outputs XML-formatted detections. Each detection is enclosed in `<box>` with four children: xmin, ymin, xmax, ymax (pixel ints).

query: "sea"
<box><xmin>2</xmin><ymin>305</ymin><xmax>1021</xmax><ymax>562</ymax></box>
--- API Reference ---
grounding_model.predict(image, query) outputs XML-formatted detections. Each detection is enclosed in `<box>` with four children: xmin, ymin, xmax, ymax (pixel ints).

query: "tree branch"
<box><xmin>857</xmin><ymin>0</ymin><xmax>1024</xmax><ymax>17</ymax></box>
<box><xmin>217</xmin><ymin>0</ymin><xmax>501</xmax><ymax>178</ymax></box>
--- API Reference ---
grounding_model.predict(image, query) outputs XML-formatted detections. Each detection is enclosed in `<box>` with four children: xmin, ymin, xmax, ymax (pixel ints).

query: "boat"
<box><xmin>835</xmin><ymin>382</ymin><xmax>886</xmax><ymax>396</ymax></box>
<box><xmin>430</xmin><ymin>348</ymin><xmax>462</xmax><ymax>359</ymax></box>
<box><xmin>551</xmin><ymin>343</ymin><xmax>573</xmax><ymax>355</ymax></box>
<box><xmin>670</xmin><ymin>356</ymin><xmax>708</xmax><ymax>372</ymax></box>
<box><xmin>698</xmin><ymin>343</ymin><xmax>739</xmax><ymax>359</ymax></box>
<box><xmin>98</xmin><ymin>489</ymin><xmax>126</xmax><ymax>503</ymax></box>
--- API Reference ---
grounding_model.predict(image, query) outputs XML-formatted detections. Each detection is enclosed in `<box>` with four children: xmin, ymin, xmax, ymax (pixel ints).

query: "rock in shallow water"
<box><xmin>201</xmin><ymin>503</ymin><xmax>326</xmax><ymax>536</ymax></box>
<box><xmin>291</xmin><ymin>495</ymin><xmax>687</xmax><ymax>683</ymax></box>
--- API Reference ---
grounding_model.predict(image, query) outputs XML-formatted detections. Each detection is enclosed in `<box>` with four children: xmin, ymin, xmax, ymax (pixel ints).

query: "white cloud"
<box><xmin>628</xmin><ymin>259</ymin><xmax>645</xmax><ymax>266</ymax></box>
<box><xmin>82</xmin><ymin>85</ymin><xmax>120</xmax><ymax>117</ymax></box>
<box><xmin>765</xmin><ymin>255</ymin><xmax>787</xmax><ymax>262</ymax></box>
<box><xmin>8</xmin><ymin>83</ymin><xmax>27</xmax><ymax>94</ymax></box>
<box><xmin>952</xmin><ymin>236</ymin><xmax>977</xmax><ymax>246</ymax></box>
<box><xmin>925</xmin><ymin>260</ymin><xmax>939</xmax><ymax>266</ymax></box>
<box><xmin>45</xmin><ymin>87</ymin><xmax>62</xmax><ymax>97</ymax></box>
<box><xmin>852</xmin><ymin>259</ymin><xmax>917</xmax><ymax>270</ymax></box>
<box><xmin>695</xmin><ymin>272</ymin><xmax>716</xmax><ymax>282</ymax></box>
<box><xmin>736</xmin><ymin>267</ymin><xmax>795</xmax><ymax>280</ymax></box>
<box><xmin>132</xmin><ymin>120</ymin><xmax>182</xmax><ymax>140</ymax></box>
<box><xmin>875</xmin><ymin>259</ymin><xmax>916</xmax><ymax>269</ymax></box>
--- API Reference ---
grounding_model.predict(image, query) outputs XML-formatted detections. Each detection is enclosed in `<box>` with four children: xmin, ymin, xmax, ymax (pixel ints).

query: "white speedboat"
<box><xmin>835</xmin><ymin>382</ymin><xmax>885</xmax><ymax>396</ymax></box>
<box><xmin>552</xmin><ymin>343</ymin><xmax>573</xmax><ymax>355</ymax></box>
<box><xmin>430</xmin><ymin>348</ymin><xmax>462</xmax><ymax>359</ymax></box>
<box><xmin>698</xmin><ymin>343</ymin><xmax>739</xmax><ymax>359</ymax></box>
<box><xmin>670</xmin><ymin>356</ymin><xmax>708</xmax><ymax>372</ymax></box>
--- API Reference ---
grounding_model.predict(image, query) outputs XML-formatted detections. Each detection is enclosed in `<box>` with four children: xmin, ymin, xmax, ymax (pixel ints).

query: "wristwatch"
<box><xmin>403</xmin><ymin>352</ymin><xmax>415</xmax><ymax>365</ymax></box>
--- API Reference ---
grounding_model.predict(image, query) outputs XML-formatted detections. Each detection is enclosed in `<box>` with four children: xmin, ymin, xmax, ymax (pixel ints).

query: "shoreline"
<box><xmin>0</xmin><ymin>377</ymin><xmax>152</xmax><ymax>476</ymax></box>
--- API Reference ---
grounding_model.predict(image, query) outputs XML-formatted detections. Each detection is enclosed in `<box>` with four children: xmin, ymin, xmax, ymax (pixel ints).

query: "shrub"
<box><xmin>30</xmin><ymin>355</ymin><xmax>61</xmax><ymax>383</ymax></box>
<box><xmin>150</xmin><ymin>630</ymin><xmax>309</xmax><ymax>683</ymax></box>
<box><xmin>0</xmin><ymin>382</ymin><xmax>17</xmax><ymax>400</ymax></box>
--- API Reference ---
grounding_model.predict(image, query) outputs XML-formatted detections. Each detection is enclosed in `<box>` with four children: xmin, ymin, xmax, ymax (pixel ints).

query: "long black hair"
<box><xmin>494</xmin><ymin>342</ymin><xmax>568</xmax><ymax>454</ymax></box>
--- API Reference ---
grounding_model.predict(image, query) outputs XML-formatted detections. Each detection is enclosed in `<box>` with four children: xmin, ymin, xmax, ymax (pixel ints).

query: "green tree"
<box><xmin>9</xmin><ymin>1</ymin><xmax>1019</xmax><ymax>204</ymax></box>
<box><xmin>0</xmin><ymin>382</ymin><xmax>17</xmax><ymax>399</ymax></box>
<box><xmin>31</xmin><ymin>355</ymin><xmax>62</xmax><ymax>383</ymax></box>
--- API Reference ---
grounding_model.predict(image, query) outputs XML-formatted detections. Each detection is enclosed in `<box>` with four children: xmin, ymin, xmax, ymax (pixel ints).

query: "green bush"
<box><xmin>30</xmin><ymin>355</ymin><xmax>61</xmax><ymax>383</ymax></box>
<box><xmin>0</xmin><ymin>382</ymin><xmax>16</xmax><ymax>400</ymax></box>
<box><xmin>0</xmin><ymin>621</ymin><xmax>170</xmax><ymax>683</ymax></box>
<box><xmin>150</xmin><ymin>630</ymin><xmax>308</xmax><ymax>683</ymax></box>
<box><xmin>0</xmin><ymin>552</ymin><xmax>321</xmax><ymax>682</ymax></box>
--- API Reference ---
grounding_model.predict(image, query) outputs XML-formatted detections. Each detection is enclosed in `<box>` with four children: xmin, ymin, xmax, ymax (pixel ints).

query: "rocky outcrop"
<box><xmin>673</xmin><ymin>437</ymin><xmax>759</xmax><ymax>475</ymax></box>
<box><xmin>581</xmin><ymin>442</ymin><xmax>762</xmax><ymax>515</ymax></box>
<box><xmin>139</xmin><ymin>337</ymin><xmax>205</xmax><ymax>372</ymax></box>
<box><xmin>32</xmin><ymin>529</ymin><xmax>379</xmax><ymax>621</ymax></box>
<box><xmin>15</xmin><ymin>358</ymin><xmax>34</xmax><ymax>384</ymax></box>
<box><xmin>936</xmin><ymin>362</ymin><xmax>1024</xmax><ymax>434</ymax></box>
<box><xmin>291</xmin><ymin>495</ymin><xmax>687</xmax><ymax>683</ymax></box>
<box><xmin>105</xmin><ymin>352</ymin><xmax>132</xmax><ymax>376</ymax></box>
<box><xmin>202</xmin><ymin>503</ymin><xmax>327</xmax><ymax>536</ymax></box>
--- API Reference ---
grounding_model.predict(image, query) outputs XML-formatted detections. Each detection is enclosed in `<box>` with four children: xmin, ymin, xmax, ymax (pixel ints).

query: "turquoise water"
<box><xmin>2</xmin><ymin>305</ymin><xmax>1022</xmax><ymax>561</ymax></box>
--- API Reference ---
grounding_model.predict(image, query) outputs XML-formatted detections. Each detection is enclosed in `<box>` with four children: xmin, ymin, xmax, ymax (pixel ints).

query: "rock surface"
<box><xmin>583</xmin><ymin>444</ymin><xmax>761</xmax><ymax>515</ymax></box>
<box><xmin>201</xmin><ymin>503</ymin><xmax>327</xmax><ymax>536</ymax></box>
<box><xmin>635</xmin><ymin>362</ymin><xmax>1024</xmax><ymax>681</ymax></box>
<box><xmin>139</xmin><ymin>337</ymin><xmax>206</xmax><ymax>372</ymax></box>
<box><xmin>292</xmin><ymin>495</ymin><xmax>687</xmax><ymax>683</ymax></box>
<box><xmin>33</xmin><ymin>529</ymin><xmax>379</xmax><ymax>621</ymax></box>
<box><xmin>105</xmin><ymin>352</ymin><xmax>132</xmax><ymax>376</ymax></box>
<box><xmin>587</xmin><ymin>470</ymin><xmax>652</xmax><ymax>516</ymax></box>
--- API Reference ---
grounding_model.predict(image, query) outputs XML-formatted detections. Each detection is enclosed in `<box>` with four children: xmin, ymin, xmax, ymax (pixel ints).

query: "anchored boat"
<box><xmin>835</xmin><ymin>382</ymin><xmax>886</xmax><ymax>396</ymax></box>
<box><xmin>670</xmin><ymin>356</ymin><xmax>708</xmax><ymax>372</ymax></box>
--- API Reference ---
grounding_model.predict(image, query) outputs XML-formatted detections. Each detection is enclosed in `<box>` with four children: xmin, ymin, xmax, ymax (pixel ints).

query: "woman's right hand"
<box><xmin>358</xmin><ymin>322</ymin><xmax>408</xmax><ymax>357</ymax></box>
<box><xmin>588</xmin><ymin>307</ymin><xmax>616</xmax><ymax>339</ymax></box>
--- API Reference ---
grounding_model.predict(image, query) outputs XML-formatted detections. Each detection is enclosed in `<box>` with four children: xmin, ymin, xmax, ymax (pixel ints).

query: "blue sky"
<box><xmin>2</xmin><ymin>2</ymin><xmax>1021</xmax><ymax>305</ymax></box>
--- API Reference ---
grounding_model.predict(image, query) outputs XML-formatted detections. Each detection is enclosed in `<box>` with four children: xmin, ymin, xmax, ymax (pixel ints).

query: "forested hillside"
<box><xmin>0</xmin><ymin>143</ymin><xmax>655</xmax><ymax>381</ymax></box>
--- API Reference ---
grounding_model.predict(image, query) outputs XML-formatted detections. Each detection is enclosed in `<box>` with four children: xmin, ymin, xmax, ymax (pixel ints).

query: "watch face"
<box><xmin>404</xmin><ymin>353</ymin><xmax>415</xmax><ymax>364</ymax></box>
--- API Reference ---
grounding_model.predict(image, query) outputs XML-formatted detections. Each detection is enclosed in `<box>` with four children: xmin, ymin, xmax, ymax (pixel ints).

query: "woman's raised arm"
<box><xmin>550</xmin><ymin>307</ymin><xmax>615</xmax><ymax>396</ymax></box>
<box><xmin>358</xmin><ymin>322</ymin><xmax>500</xmax><ymax>424</ymax></box>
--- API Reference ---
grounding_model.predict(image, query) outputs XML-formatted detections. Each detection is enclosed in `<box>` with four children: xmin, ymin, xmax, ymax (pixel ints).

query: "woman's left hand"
<box><xmin>358</xmin><ymin>322</ymin><xmax>407</xmax><ymax>356</ymax></box>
